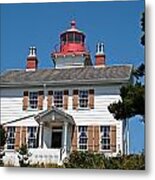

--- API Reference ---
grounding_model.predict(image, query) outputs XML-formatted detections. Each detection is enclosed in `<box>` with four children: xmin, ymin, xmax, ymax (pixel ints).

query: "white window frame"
<box><xmin>78</xmin><ymin>126</ymin><xmax>88</xmax><ymax>151</ymax></box>
<box><xmin>27</xmin><ymin>127</ymin><xmax>38</xmax><ymax>148</ymax></box>
<box><xmin>29</xmin><ymin>92</ymin><xmax>38</xmax><ymax>110</ymax></box>
<box><xmin>100</xmin><ymin>126</ymin><xmax>111</xmax><ymax>151</ymax></box>
<box><xmin>6</xmin><ymin>127</ymin><xmax>16</xmax><ymax>150</ymax></box>
<box><xmin>78</xmin><ymin>90</ymin><xmax>89</xmax><ymax>109</ymax></box>
<box><xmin>53</xmin><ymin>91</ymin><xmax>63</xmax><ymax>108</ymax></box>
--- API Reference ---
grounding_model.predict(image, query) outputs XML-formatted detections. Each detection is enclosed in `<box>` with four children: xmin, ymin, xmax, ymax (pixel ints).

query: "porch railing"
<box><xmin>29</xmin><ymin>148</ymin><xmax>60</xmax><ymax>165</ymax></box>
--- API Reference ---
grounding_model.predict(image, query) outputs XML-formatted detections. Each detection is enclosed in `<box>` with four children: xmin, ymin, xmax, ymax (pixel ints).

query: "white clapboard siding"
<box><xmin>1</xmin><ymin>85</ymin><xmax>122</xmax><ymax>124</ymax></box>
<box><xmin>0</xmin><ymin>83</ymin><xmax>124</xmax><ymax>154</ymax></box>
<box><xmin>0</xmin><ymin>89</ymin><xmax>41</xmax><ymax>123</ymax></box>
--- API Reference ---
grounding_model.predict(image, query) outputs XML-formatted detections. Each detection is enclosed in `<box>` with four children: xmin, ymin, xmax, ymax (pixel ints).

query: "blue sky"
<box><xmin>0</xmin><ymin>0</ymin><xmax>144</xmax><ymax>153</ymax></box>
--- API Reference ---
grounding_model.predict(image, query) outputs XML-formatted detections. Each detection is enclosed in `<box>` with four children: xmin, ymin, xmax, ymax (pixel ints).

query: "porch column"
<box><xmin>39</xmin><ymin>122</ymin><xmax>44</xmax><ymax>148</ymax></box>
<box><xmin>63</xmin><ymin>122</ymin><xmax>68</xmax><ymax>151</ymax></box>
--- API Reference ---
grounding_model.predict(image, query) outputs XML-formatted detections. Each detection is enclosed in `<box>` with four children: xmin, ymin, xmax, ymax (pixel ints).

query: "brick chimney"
<box><xmin>26</xmin><ymin>46</ymin><xmax>38</xmax><ymax>71</ymax></box>
<box><xmin>95</xmin><ymin>42</ymin><xmax>106</xmax><ymax>66</ymax></box>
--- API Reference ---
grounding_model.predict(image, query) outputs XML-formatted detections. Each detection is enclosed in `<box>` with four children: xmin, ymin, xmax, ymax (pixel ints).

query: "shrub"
<box><xmin>64</xmin><ymin>151</ymin><xmax>145</xmax><ymax>170</ymax></box>
<box><xmin>17</xmin><ymin>144</ymin><xmax>32</xmax><ymax>167</ymax></box>
<box><xmin>64</xmin><ymin>151</ymin><xmax>105</xmax><ymax>169</ymax></box>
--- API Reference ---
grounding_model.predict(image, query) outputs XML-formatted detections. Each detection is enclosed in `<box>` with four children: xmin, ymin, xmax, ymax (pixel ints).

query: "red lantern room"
<box><xmin>51</xmin><ymin>20</ymin><xmax>92</xmax><ymax>69</ymax></box>
<box><xmin>60</xmin><ymin>20</ymin><xmax>86</xmax><ymax>53</ymax></box>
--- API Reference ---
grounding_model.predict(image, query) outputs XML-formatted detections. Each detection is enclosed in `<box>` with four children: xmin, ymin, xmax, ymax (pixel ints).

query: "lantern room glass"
<box><xmin>60</xmin><ymin>32</ymin><xmax>85</xmax><ymax>44</ymax></box>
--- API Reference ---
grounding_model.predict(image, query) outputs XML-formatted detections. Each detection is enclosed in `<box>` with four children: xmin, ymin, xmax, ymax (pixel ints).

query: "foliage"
<box><xmin>30</xmin><ymin>163</ymin><xmax>63</xmax><ymax>168</ymax></box>
<box><xmin>108</xmin><ymin>62</ymin><xmax>145</xmax><ymax>122</ymax></box>
<box><xmin>0</xmin><ymin>125</ymin><xmax>6</xmax><ymax>148</ymax></box>
<box><xmin>108</xmin><ymin>82</ymin><xmax>145</xmax><ymax>121</ymax></box>
<box><xmin>0</xmin><ymin>125</ymin><xmax>6</xmax><ymax>166</ymax></box>
<box><xmin>64</xmin><ymin>151</ymin><xmax>105</xmax><ymax>169</ymax></box>
<box><xmin>17</xmin><ymin>144</ymin><xmax>32</xmax><ymax>167</ymax></box>
<box><xmin>64</xmin><ymin>151</ymin><xmax>145</xmax><ymax>170</ymax></box>
<box><xmin>0</xmin><ymin>158</ymin><xmax>4</xmax><ymax>167</ymax></box>
<box><xmin>108</xmin><ymin>11</ymin><xmax>145</xmax><ymax>123</ymax></box>
<box><xmin>133</xmin><ymin>63</ymin><xmax>145</xmax><ymax>80</ymax></box>
<box><xmin>141</xmin><ymin>12</ymin><xmax>145</xmax><ymax>46</ymax></box>
<box><xmin>104</xmin><ymin>154</ymin><xmax>145</xmax><ymax>170</ymax></box>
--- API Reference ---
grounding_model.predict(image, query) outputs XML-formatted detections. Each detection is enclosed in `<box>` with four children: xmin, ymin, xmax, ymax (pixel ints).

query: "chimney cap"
<box><xmin>96</xmin><ymin>42</ymin><xmax>105</xmax><ymax>55</ymax></box>
<box><xmin>28</xmin><ymin>46</ymin><xmax>37</xmax><ymax>57</ymax></box>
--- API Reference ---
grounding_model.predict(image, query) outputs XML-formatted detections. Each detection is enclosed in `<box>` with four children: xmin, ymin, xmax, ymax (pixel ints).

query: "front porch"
<box><xmin>33</xmin><ymin>107</ymin><xmax>75</xmax><ymax>165</ymax></box>
<box><xmin>3</xmin><ymin>107</ymin><xmax>75</xmax><ymax>166</ymax></box>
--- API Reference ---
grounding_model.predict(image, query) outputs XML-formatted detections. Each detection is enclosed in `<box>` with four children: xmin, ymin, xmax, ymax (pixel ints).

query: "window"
<box><xmin>75</xmin><ymin>33</ymin><xmax>81</xmax><ymax>43</ymax></box>
<box><xmin>68</xmin><ymin>33</ymin><xmax>74</xmax><ymax>42</ymax></box>
<box><xmin>78</xmin><ymin>126</ymin><xmax>88</xmax><ymax>150</ymax></box>
<box><xmin>61</xmin><ymin>34</ymin><xmax>67</xmax><ymax>44</ymax></box>
<box><xmin>27</xmin><ymin>127</ymin><xmax>37</xmax><ymax>148</ymax></box>
<box><xmin>79</xmin><ymin>90</ymin><xmax>88</xmax><ymax>108</ymax></box>
<box><xmin>82</xmin><ymin>35</ymin><xmax>85</xmax><ymax>43</ymax></box>
<box><xmin>100</xmin><ymin>126</ymin><xmax>110</xmax><ymax>150</ymax></box>
<box><xmin>7</xmin><ymin>127</ymin><xmax>15</xmax><ymax>149</ymax></box>
<box><xmin>29</xmin><ymin>92</ymin><xmax>38</xmax><ymax>109</ymax></box>
<box><xmin>54</xmin><ymin>91</ymin><xmax>63</xmax><ymax>108</ymax></box>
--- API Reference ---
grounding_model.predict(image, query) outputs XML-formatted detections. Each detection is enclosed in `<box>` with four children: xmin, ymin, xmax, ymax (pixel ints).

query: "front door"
<box><xmin>51</xmin><ymin>131</ymin><xmax>62</xmax><ymax>148</ymax></box>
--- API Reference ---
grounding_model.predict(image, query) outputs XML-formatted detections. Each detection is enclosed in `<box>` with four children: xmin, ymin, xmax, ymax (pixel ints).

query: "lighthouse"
<box><xmin>51</xmin><ymin>20</ymin><xmax>92</xmax><ymax>68</ymax></box>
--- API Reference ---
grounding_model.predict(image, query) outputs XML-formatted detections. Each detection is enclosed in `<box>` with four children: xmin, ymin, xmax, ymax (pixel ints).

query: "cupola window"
<box><xmin>68</xmin><ymin>32</ymin><xmax>74</xmax><ymax>42</ymax></box>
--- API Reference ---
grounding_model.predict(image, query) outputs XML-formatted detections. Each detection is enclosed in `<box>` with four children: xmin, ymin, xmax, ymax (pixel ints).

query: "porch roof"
<box><xmin>34</xmin><ymin>107</ymin><xmax>75</xmax><ymax>125</ymax></box>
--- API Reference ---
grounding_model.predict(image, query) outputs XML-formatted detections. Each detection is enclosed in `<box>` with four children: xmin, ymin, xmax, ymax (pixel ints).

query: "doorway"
<box><xmin>51</xmin><ymin>131</ymin><xmax>62</xmax><ymax>148</ymax></box>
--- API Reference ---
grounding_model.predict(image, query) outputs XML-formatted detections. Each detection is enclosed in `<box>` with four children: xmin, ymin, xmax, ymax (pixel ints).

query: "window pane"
<box><xmin>100</xmin><ymin>126</ymin><xmax>110</xmax><ymax>150</ymax></box>
<box><xmin>29</xmin><ymin>92</ymin><xmax>38</xmax><ymax>109</ymax></box>
<box><xmin>54</xmin><ymin>91</ymin><xmax>63</xmax><ymax>108</ymax></box>
<box><xmin>79</xmin><ymin>126</ymin><xmax>87</xmax><ymax>132</ymax></box>
<box><xmin>27</xmin><ymin>127</ymin><xmax>37</xmax><ymax>148</ymax></box>
<box><xmin>61</xmin><ymin>34</ymin><xmax>67</xmax><ymax>44</ymax></box>
<box><xmin>75</xmin><ymin>33</ymin><xmax>81</xmax><ymax>43</ymax></box>
<box><xmin>82</xmin><ymin>35</ymin><xmax>85</xmax><ymax>43</ymax></box>
<box><xmin>68</xmin><ymin>33</ymin><xmax>74</xmax><ymax>42</ymax></box>
<box><xmin>7</xmin><ymin>127</ymin><xmax>15</xmax><ymax>149</ymax></box>
<box><xmin>79</xmin><ymin>90</ymin><xmax>88</xmax><ymax>108</ymax></box>
<box><xmin>78</xmin><ymin>126</ymin><xmax>88</xmax><ymax>150</ymax></box>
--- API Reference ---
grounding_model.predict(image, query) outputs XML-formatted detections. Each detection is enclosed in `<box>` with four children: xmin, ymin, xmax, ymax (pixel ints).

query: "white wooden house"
<box><xmin>0</xmin><ymin>21</ymin><xmax>133</xmax><ymax>166</ymax></box>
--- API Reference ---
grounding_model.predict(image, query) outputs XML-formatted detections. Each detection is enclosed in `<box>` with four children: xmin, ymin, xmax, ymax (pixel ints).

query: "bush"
<box><xmin>30</xmin><ymin>163</ymin><xmax>63</xmax><ymax>168</ymax></box>
<box><xmin>17</xmin><ymin>144</ymin><xmax>32</xmax><ymax>167</ymax></box>
<box><xmin>64</xmin><ymin>151</ymin><xmax>145</xmax><ymax>170</ymax></box>
<box><xmin>0</xmin><ymin>125</ymin><xmax>6</xmax><ymax>148</ymax></box>
<box><xmin>64</xmin><ymin>151</ymin><xmax>105</xmax><ymax>169</ymax></box>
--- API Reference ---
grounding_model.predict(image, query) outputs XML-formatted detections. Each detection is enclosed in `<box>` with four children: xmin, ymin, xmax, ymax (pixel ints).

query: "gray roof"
<box><xmin>0</xmin><ymin>65</ymin><xmax>133</xmax><ymax>87</ymax></box>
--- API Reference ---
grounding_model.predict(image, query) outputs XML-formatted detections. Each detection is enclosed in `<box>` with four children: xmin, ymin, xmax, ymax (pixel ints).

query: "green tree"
<box><xmin>108</xmin><ymin>11</ymin><xmax>145</xmax><ymax>122</ymax></box>
<box><xmin>0</xmin><ymin>125</ymin><xmax>6</xmax><ymax>166</ymax></box>
<box><xmin>108</xmin><ymin>77</ymin><xmax>145</xmax><ymax>122</ymax></box>
<box><xmin>0</xmin><ymin>125</ymin><xmax>6</xmax><ymax>148</ymax></box>
<box><xmin>141</xmin><ymin>12</ymin><xmax>145</xmax><ymax>46</ymax></box>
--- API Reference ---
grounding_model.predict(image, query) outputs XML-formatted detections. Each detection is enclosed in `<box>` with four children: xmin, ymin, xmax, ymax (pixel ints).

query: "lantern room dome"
<box><xmin>61</xmin><ymin>20</ymin><xmax>84</xmax><ymax>34</ymax></box>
